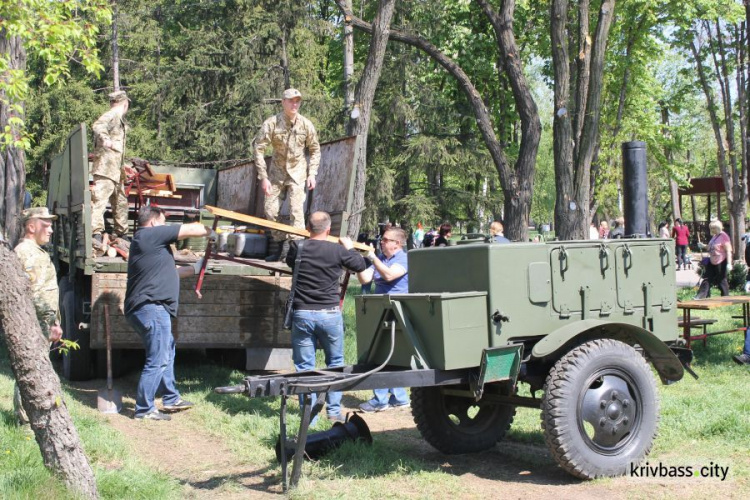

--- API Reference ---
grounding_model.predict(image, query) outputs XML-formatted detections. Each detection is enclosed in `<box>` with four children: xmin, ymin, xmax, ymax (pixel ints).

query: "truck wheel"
<box><xmin>61</xmin><ymin>290</ymin><xmax>92</xmax><ymax>381</ymax></box>
<box><xmin>412</xmin><ymin>386</ymin><xmax>516</xmax><ymax>454</ymax></box>
<box><xmin>541</xmin><ymin>338</ymin><xmax>659</xmax><ymax>479</ymax></box>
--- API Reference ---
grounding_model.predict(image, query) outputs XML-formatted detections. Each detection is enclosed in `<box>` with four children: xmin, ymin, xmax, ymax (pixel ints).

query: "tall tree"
<box><xmin>551</xmin><ymin>0</ymin><xmax>616</xmax><ymax>240</ymax></box>
<box><xmin>336</xmin><ymin>0</ymin><xmax>541</xmax><ymax>241</ymax></box>
<box><xmin>0</xmin><ymin>0</ymin><xmax>109</xmax><ymax>496</ymax></box>
<box><xmin>338</xmin><ymin>0</ymin><xmax>397</xmax><ymax>238</ymax></box>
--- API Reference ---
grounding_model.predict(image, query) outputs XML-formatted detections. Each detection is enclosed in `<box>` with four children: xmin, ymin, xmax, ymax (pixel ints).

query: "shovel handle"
<box><xmin>104</xmin><ymin>304</ymin><xmax>113</xmax><ymax>390</ymax></box>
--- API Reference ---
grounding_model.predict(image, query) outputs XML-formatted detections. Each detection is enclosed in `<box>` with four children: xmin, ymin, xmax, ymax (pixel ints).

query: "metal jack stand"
<box><xmin>279</xmin><ymin>390</ymin><xmax>327</xmax><ymax>490</ymax></box>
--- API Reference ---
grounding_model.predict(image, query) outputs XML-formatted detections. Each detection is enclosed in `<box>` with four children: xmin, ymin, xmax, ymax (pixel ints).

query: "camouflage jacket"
<box><xmin>14</xmin><ymin>239</ymin><xmax>60</xmax><ymax>339</ymax></box>
<box><xmin>92</xmin><ymin>108</ymin><xmax>128</xmax><ymax>181</ymax></box>
<box><xmin>253</xmin><ymin>112</ymin><xmax>321</xmax><ymax>185</ymax></box>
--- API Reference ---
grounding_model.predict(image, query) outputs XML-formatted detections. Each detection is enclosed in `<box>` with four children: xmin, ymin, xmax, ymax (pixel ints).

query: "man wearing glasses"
<box><xmin>253</xmin><ymin>88</ymin><xmax>321</xmax><ymax>262</ymax></box>
<box><xmin>356</xmin><ymin>227</ymin><xmax>410</xmax><ymax>412</ymax></box>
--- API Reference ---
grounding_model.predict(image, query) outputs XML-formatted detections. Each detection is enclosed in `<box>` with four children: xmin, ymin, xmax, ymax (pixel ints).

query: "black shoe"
<box><xmin>733</xmin><ymin>353</ymin><xmax>750</xmax><ymax>365</ymax></box>
<box><xmin>135</xmin><ymin>410</ymin><xmax>171</xmax><ymax>421</ymax></box>
<box><xmin>162</xmin><ymin>399</ymin><xmax>194</xmax><ymax>413</ymax></box>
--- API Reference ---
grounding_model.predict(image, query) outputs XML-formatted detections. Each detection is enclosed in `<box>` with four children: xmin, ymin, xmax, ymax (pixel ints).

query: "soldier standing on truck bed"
<box><xmin>13</xmin><ymin>207</ymin><xmax>63</xmax><ymax>424</ymax></box>
<box><xmin>91</xmin><ymin>90</ymin><xmax>133</xmax><ymax>247</ymax></box>
<box><xmin>253</xmin><ymin>88</ymin><xmax>321</xmax><ymax>262</ymax></box>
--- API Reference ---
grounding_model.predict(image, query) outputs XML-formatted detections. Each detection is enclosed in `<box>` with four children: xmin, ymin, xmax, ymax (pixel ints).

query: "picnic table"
<box><xmin>677</xmin><ymin>296</ymin><xmax>750</xmax><ymax>348</ymax></box>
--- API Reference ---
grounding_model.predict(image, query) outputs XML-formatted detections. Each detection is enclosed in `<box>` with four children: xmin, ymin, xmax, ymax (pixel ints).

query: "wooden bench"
<box><xmin>677</xmin><ymin>317</ymin><xmax>718</xmax><ymax>347</ymax></box>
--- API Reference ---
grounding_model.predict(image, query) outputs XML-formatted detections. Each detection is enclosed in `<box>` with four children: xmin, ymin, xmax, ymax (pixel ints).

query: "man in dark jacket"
<box><xmin>286</xmin><ymin>211</ymin><xmax>367</xmax><ymax>422</ymax></box>
<box><xmin>125</xmin><ymin>206</ymin><xmax>214</xmax><ymax>421</ymax></box>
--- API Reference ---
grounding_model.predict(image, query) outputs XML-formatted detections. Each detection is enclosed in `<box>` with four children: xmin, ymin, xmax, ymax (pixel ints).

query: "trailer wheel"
<box><xmin>412</xmin><ymin>386</ymin><xmax>516</xmax><ymax>454</ymax></box>
<box><xmin>541</xmin><ymin>338</ymin><xmax>659</xmax><ymax>479</ymax></box>
<box><xmin>61</xmin><ymin>289</ymin><xmax>92</xmax><ymax>381</ymax></box>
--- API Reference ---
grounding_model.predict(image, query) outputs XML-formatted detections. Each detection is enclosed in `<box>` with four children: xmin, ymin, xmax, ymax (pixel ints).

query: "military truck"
<box><xmin>217</xmin><ymin>143</ymin><xmax>693</xmax><ymax>484</ymax></box>
<box><xmin>48</xmin><ymin>123</ymin><xmax>362</xmax><ymax>380</ymax></box>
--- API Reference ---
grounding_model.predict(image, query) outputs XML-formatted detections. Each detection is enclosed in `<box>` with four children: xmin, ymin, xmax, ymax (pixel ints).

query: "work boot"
<box><xmin>92</xmin><ymin>233</ymin><xmax>103</xmax><ymax>246</ymax></box>
<box><xmin>278</xmin><ymin>240</ymin><xmax>290</xmax><ymax>262</ymax></box>
<box><xmin>265</xmin><ymin>240</ymin><xmax>281</xmax><ymax>262</ymax></box>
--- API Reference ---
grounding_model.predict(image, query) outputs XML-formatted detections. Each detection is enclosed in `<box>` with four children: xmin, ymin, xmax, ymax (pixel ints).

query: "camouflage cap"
<box><xmin>108</xmin><ymin>90</ymin><xmax>129</xmax><ymax>103</ymax></box>
<box><xmin>21</xmin><ymin>207</ymin><xmax>57</xmax><ymax>223</ymax></box>
<box><xmin>282</xmin><ymin>88</ymin><xmax>302</xmax><ymax>100</ymax></box>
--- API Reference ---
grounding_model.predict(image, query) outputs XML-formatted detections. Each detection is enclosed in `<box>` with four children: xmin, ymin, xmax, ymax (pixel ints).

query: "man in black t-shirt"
<box><xmin>125</xmin><ymin>206</ymin><xmax>215</xmax><ymax>421</ymax></box>
<box><xmin>285</xmin><ymin>211</ymin><xmax>367</xmax><ymax>422</ymax></box>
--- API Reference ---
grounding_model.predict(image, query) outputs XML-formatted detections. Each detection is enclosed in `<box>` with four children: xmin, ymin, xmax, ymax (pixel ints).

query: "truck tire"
<box><xmin>61</xmin><ymin>289</ymin><xmax>92</xmax><ymax>381</ymax></box>
<box><xmin>541</xmin><ymin>338</ymin><xmax>659</xmax><ymax>479</ymax></box>
<box><xmin>412</xmin><ymin>386</ymin><xmax>516</xmax><ymax>454</ymax></box>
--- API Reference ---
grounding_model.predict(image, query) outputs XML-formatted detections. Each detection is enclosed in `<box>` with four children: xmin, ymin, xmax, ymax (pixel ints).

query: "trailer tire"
<box><xmin>412</xmin><ymin>386</ymin><xmax>515</xmax><ymax>454</ymax></box>
<box><xmin>61</xmin><ymin>289</ymin><xmax>92</xmax><ymax>381</ymax></box>
<box><xmin>541</xmin><ymin>338</ymin><xmax>659</xmax><ymax>479</ymax></box>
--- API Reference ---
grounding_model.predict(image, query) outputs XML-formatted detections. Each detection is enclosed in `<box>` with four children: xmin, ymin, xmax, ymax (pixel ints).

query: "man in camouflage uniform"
<box><xmin>91</xmin><ymin>90</ymin><xmax>131</xmax><ymax>245</ymax></box>
<box><xmin>253</xmin><ymin>88</ymin><xmax>321</xmax><ymax>261</ymax></box>
<box><xmin>13</xmin><ymin>207</ymin><xmax>63</xmax><ymax>424</ymax></box>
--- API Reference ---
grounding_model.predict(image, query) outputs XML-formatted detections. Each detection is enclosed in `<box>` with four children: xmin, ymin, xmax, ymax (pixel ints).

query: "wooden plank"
<box><xmin>205</xmin><ymin>205</ymin><xmax>371</xmax><ymax>251</ymax></box>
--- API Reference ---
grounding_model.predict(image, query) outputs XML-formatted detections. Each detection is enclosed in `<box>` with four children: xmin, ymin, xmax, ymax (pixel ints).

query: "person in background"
<box><xmin>13</xmin><ymin>208</ymin><xmax>63</xmax><ymax>425</ymax></box>
<box><xmin>489</xmin><ymin>221</ymin><xmax>510</xmax><ymax>243</ymax></box>
<box><xmin>435</xmin><ymin>223</ymin><xmax>452</xmax><ymax>247</ymax></box>
<box><xmin>609</xmin><ymin>217</ymin><xmax>625</xmax><ymax>239</ymax></box>
<box><xmin>589</xmin><ymin>222</ymin><xmax>599</xmax><ymax>240</ymax></box>
<box><xmin>413</xmin><ymin>222</ymin><xmax>425</xmax><ymax>248</ymax></box>
<box><xmin>125</xmin><ymin>206</ymin><xmax>216</xmax><ymax>421</ymax></box>
<box><xmin>695</xmin><ymin>220</ymin><xmax>732</xmax><ymax>299</ymax></box>
<box><xmin>658</xmin><ymin>221</ymin><xmax>670</xmax><ymax>239</ymax></box>
<box><xmin>672</xmin><ymin>218</ymin><xmax>690</xmax><ymax>270</ymax></box>
<box><xmin>598</xmin><ymin>220</ymin><xmax>610</xmax><ymax>239</ymax></box>
<box><xmin>356</xmin><ymin>227</ymin><xmax>410</xmax><ymax>412</ymax></box>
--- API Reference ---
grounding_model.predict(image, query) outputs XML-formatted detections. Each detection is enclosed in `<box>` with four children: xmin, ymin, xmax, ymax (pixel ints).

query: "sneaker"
<box><xmin>733</xmin><ymin>353</ymin><xmax>750</xmax><ymax>365</ymax></box>
<box><xmin>162</xmin><ymin>399</ymin><xmax>194</xmax><ymax>413</ymax></box>
<box><xmin>327</xmin><ymin>413</ymin><xmax>346</xmax><ymax>423</ymax></box>
<box><xmin>359</xmin><ymin>401</ymin><xmax>391</xmax><ymax>413</ymax></box>
<box><xmin>389</xmin><ymin>401</ymin><xmax>410</xmax><ymax>410</ymax></box>
<box><xmin>135</xmin><ymin>410</ymin><xmax>171</xmax><ymax>421</ymax></box>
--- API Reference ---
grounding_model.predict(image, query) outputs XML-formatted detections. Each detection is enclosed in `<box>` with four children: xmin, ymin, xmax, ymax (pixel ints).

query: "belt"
<box><xmin>297</xmin><ymin>307</ymin><xmax>340</xmax><ymax>312</ymax></box>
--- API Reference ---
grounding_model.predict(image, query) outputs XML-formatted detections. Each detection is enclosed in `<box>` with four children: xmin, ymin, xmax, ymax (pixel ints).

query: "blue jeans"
<box><xmin>291</xmin><ymin>309</ymin><xmax>344</xmax><ymax>417</ymax></box>
<box><xmin>370</xmin><ymin>387</ymin><xmax>409</xmax><ymax>408</ymax></box>
<box><xmin>744</xmin><ymin>328</ymin><xmax>750</xmax><ymax>356</ymax></box>
<box><xmin>126</xmin><ymin>303</ymin><xmax>181</xmax><ymax>416</ymax></box>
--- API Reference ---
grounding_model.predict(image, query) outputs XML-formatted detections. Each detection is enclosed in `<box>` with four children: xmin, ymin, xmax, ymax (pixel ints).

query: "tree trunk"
<box><xmin>0</xmin><ymin>30</ymin><xmax>27</xmax><ymax>246</ymax></box>
<box><xmin>0</xmin><ymin>245</ymin><xmax>98</xmax><ymax>498</ymax></box>
<box><xmin>341</xmin><ymin>0</ymin><xmax>397</xmax><ymax>237</ymax></box>
<box><xmin>343</xmin><ymin>0</ymin><xmax>355</xmax><ymax>110</ymax></box>
<box><xmin>553</xmin><ymin>0</ymin><xmax>616</xmax><ymax>240</ymax></box>
<box><xmin>112</xmin><ymin>1</ymin><xmax>120</xmax><ymax>91</ymax></box>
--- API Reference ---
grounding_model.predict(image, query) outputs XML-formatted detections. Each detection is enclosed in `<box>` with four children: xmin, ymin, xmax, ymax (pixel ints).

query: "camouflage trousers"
<box><xmin>91</xmin><ymin>174</ymin><xmax>129</xmax><ymax>236</ymax></box>
<box><xmin>264</xmin><ymin>180</ymin><xmax>307</xmax><ymax>241</ymax></box>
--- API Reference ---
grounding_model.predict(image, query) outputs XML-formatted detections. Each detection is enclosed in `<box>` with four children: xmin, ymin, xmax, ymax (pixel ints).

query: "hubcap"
<box><xmin>580</xmin><ymin>373</ymin><xmax>639</xmax><ymax>450</ymax></box>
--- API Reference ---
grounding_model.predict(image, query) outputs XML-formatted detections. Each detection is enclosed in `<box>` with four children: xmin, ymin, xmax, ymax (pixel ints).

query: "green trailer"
<box><xmin>217</xmin><ymin>238</ymin><xmax>693</xmax><ymax>486</ymax></box>
<box><xmin>47</xmin><ymin>123</ymin><xmax>362</xmax><ymax>380</ymax></box>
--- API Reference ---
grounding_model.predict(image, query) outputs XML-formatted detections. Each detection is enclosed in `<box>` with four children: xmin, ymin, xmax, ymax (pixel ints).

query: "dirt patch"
<box><xmin>65</xmin><ymin>380</ymin><xmax>743</xmax><ymax>499</ymax></box>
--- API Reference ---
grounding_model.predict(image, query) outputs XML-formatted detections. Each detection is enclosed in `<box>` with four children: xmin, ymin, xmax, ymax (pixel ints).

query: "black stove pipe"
<box><xmin>622</xmin><ymin>141</ymin><xmax>650</xmax><ymax>238</ymax></box>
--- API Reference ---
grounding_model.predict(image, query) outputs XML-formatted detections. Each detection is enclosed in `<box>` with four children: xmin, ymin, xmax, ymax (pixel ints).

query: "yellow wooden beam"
<box><xmin>204</xmin><ymin>205</ymin><xmax>372</xmax><ymax>251</ymax></box>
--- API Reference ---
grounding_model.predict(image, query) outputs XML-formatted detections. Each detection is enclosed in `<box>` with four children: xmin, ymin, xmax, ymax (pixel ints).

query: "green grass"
<box><xmin>0</xmin><ymin>344</ymin><xmax>181</xmax><ymax>499</ymax></box>
<box><xmin>2</xmin><ymin>286</ymin><xmax>749</xmax><ymax>497</ymax></box>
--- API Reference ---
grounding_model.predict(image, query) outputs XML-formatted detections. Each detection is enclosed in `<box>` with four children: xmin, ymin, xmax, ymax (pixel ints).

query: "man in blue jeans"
<box><xmin>286</xmin><ymin>211</ymin><xmax>367</xmax><ymax>422</ymax></box>
<box><xmin>356</xmin><ymin>226</ymin><xmax>410</xmax><ymax>412</ymax></box>
<box><xmin>734</xmin><ymin>330</ymin><xmax>750</xmax><ymax>365</ymax></box>
<box><xmin>125</xmin><ymin>206</ymin><xmax>215</xmax><ymax>421</ymax></box>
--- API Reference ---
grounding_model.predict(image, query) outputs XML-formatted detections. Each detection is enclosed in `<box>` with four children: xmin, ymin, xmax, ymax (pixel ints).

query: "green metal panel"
<box><xmin>473</xmin><ymin>345</ymin><xmax>522</xmax><ymax>399</ymax></box>
<box><xmin>527</xmin><ymin>262</ymin><xmax>551</xmax><ymax>303</ymax></box>
<box><xmin>355</xmin><ymin>292</ymin><xmax>489</xmax><ymax>370</ymax></box>
<box><xmin>550</xmin><ymin>245</ymin><xmax>617</xmax><ymax>317</ymax></box>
